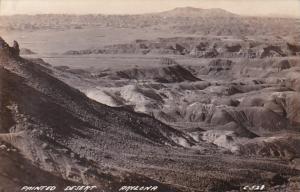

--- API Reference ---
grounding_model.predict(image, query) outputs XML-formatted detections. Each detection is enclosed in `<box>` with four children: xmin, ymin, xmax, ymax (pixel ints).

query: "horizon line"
<box><xmin>0</xmin><ymin>6</ymin><xmax>299</xmax><ymax>19</ymax></box>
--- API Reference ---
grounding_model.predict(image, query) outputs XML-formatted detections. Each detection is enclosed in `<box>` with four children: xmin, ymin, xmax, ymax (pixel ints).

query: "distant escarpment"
<box><xmin>64</xmin><ymin>37</ymin><xmax>300</xmax><ymax>58</ymax></box>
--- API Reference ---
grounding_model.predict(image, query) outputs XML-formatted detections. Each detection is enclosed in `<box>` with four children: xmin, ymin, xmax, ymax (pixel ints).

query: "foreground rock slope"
<box><xmin>1</xmin><ymin>37</ymin><xmax>300</xmax><ymax>192</ymax></box>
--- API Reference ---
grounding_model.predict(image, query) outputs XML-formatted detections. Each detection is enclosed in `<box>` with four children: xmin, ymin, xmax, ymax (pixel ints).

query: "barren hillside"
<box><xmin>1</xmin><ymin>33</ymin><xmax>300</xmax><ymax>191</ymax></box>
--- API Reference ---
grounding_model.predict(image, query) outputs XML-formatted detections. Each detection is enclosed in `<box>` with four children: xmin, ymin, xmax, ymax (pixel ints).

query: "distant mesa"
<box><xmin>158</xmin><ymin>7</ymin><xmax>237</xmax><ymax>18</ymax></box>
<box><xmin>113</xmin><ymin>64</ymin><xmax>200</xmax><ymax>83</ymax></box>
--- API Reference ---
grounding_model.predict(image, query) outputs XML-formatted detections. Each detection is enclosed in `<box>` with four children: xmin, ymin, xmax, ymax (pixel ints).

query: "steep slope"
<box><xmin>0</xmin><ymin>143</ymin><xmax>77</xmax><ymax>192</ymax></box>
<box><xmin>1</xmin><ymin>38</ymin><xmax>300</xmax><ymax>192</ymax></box>
<box><xmin>0</xmin><ymin>38</ymin><xmax>193</xmax><ymax>191</ymax></box>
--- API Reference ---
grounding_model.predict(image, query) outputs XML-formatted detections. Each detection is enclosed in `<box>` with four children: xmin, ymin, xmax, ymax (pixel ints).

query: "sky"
<box><xmin>0</xmin><ymin>0</ymin><xmax>299</xmax><ymax>17</ymax></box>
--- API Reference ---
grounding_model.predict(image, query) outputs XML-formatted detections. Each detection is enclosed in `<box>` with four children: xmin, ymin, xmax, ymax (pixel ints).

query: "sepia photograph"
<box><xmin>0</xmin><ymin>0</ymin><xmax>300</xmax><ymax>191</ymax></box>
